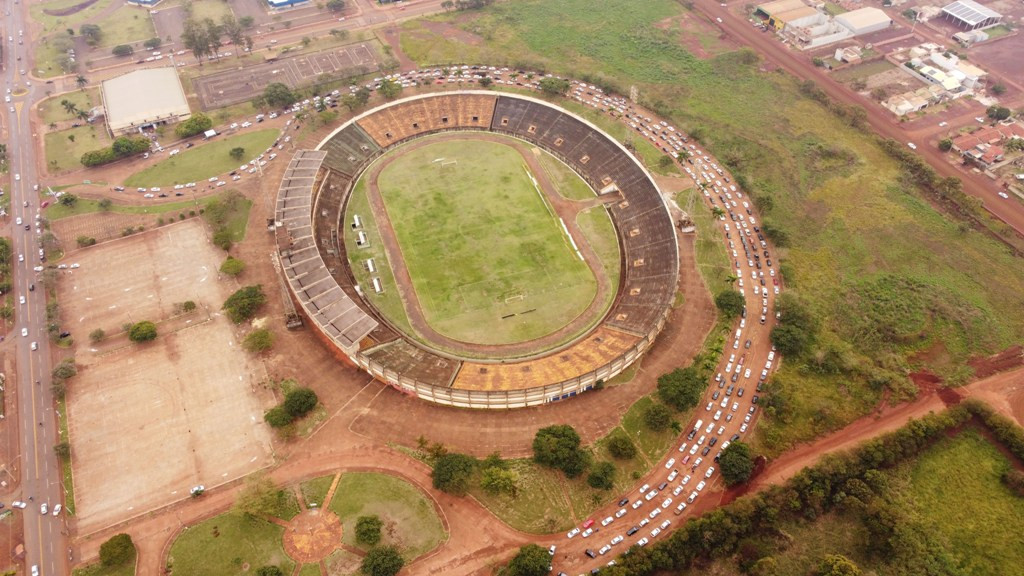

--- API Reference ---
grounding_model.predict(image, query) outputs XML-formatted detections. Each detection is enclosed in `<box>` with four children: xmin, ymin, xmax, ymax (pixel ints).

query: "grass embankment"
<box><xmin>30</xmin><ymin>0</ymin><xmax>113</xmax><ymax>34</ymax></box>
<box><xmin>39</xmin><ymin>88</ymin><xmax>101</xmax><ymax>125</ymax></box>
<box><xmin>91</xmin><ymin>5</ymin><xmax>156</xmax><ymax>48</ymax></box>
<box><xmin>45</xmin><ymin>125</ymin><xmax>111</xmax><ymax>173</ymax></box>
<box><xmin>124</xmin><ymin>129</ymin><xmax>279</xmax><ymax>188</ymax></box>
<box><xmin>44</xmin><ymin>190</ymin><xmax>248</xmax><ymax>229</ymax></box>
<box><xmin>72</xmin><ymin>550</ymin><xmax>135</xmax><ymax>576</ymax></box>
<box><xmin>167</xmin><ymin>512</ymin><xmax>295</xmax><ymax>576</ymax></box>
<box><xmin>398</xmin><ymin>0</ymin><xmax>1024</xmax><ymax>455</ymax></box>
<box><xmin>327</xmin><ymin>472</ymin><xmax>446</xmax><ymax>559</ymax></box>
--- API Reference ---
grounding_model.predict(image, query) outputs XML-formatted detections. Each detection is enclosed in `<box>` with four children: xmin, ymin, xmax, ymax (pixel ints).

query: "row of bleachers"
<box><xmin>358</xmin><ymin>93</ymin><xmax>498</xmax><ymax>147</ymax></box>
<box><xmin>321</xmin><ymin>124</ymin><xmax>381</xmax><ymax>177</ymax></box>
<box><xmin>365</xmin><ymin>339</ymin><xmax>460</xmax><ymax>388</ymax></box>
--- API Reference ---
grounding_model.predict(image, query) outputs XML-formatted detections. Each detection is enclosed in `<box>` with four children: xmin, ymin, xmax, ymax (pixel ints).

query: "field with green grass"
<box><xmin>371</xmin><ymin>137</ymin><xmax>603</xmax><ymax>346</ymax></box>
<box><xmin>300</xmin><ymin>474</ymin><xmax>334</xmax><ymax>508</ymax></box>
<box><xmin>699</xmin><ymin>428</ymin><xmax>1024</xmax><ymax>575</ymax></box>
<box><xmin>537</xmin><ymin>152</ymin><xmax>594</xmax><ymax>201</ymax></box>
<box><xmin>125</xmin><ymin>129</ymin><xmax>279</xmax><ymax>187</ymax></box>
<box><xmin>92</xmin><ymin>6</ymin><xmax>156</xmax><ymax>48</ymax></box>
<box><xmin>72</xmin><ymin>549</ymin><xmax>135</xmax><ymax>576</ymax></box>
<box><xmin>167</xmin><ymin>512</ymin><xmax>294</xmax><ymax>576</ymax></box>
<box><xmin>44</xmin><ymin>190</ymin><xmax>232</xmax><ymax>221</ymax></box>
<box><xmin>30</xmin><ymin>0</ymin><xmax>113</xmax><ymax>34</ymax></box>
<box><xmin>45</xmin><ymin>125</ymin><xmax>112</xmax><ymax>173</ymax></box>
<box><xmin>398</xmin><ymin>0</ymin><xmax>1024</xmax><ymax>455</ymax></box>
<box><xmin>40</xmin><ymin>88</ymin><xmax>101</xmax><ymax>125</ymax></box>
<box><xmin>576</xmin><ymin>206</ymin><xmax>621</xmax><ymax>289</ymax></box>
<box><xmin>327</xmin><ymin>472</ymin><xmax>445</xmax><ymax>559</ymax></box>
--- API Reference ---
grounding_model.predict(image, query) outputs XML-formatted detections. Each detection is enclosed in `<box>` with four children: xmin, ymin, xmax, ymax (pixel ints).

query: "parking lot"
<box><xmin>61</xmin><ymin>220</ymin><xmax>274</xmax><ymax>532</ymax></box>
<box><xmin>193</xmin><ymin>42</ymin><xmax>381</xmax><ymax>109</ymax></box>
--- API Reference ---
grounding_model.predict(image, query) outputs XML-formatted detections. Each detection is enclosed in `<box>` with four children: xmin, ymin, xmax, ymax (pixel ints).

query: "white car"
<box><xmin>680</xmin><ymin>474</ymin><xmax>691</xmax><ymax>485</ymax></box>
<box><xmin>241</xmin><ymin>121</ymin><xmax>252</xmax><ymax>128</ymax></box>
<box><xmin>601</xmin><ymin>516</ymin><xmax>614</xmax><ymax>527</ymax></box>
<box><xmin>566</xmin><ymin>527</ymin><xmax>580</xmax><ymax>538</ymax></box>
<box><xmin>664</xmin><ymin>457</ymin><xmax>675</xmax><ymax>469</ymax></box>
<box><xmin>615</xmin><ymin>508</ymin><xmax>627</xmax><ymax>518</ymax></box>
<box><xmin>599</xmin><ymin>544</ymin><xmax>612</xmax><ymax>555</ymax></box>
<box><xmin>12</xmin><ymin>501</ymin><xmax>27</xmax><ymax>509</ymax></box>
<box><xmin>631</xmin><ymin>499</ymin><xmax>643</xmax><ymax>510</ymax></box>
<box><xmin>14</xmin><ymin>174</ymin><xmax>19</xmax><ymax>181</ymax></box>
<box><xmin>660</xmin><ymin>519</ymin><xmax>671</xmax><ymax>530</ymax></box>
<box><xmin>678</xmin><ymin>442</ymin><xmax>688</xmax><ymax>453</ymax></box>
<box><xmin>52</xmin><ymin>504</ymin><xmax>62</xmax><ymax>516</ymax></box>
<box><xmin>637</xmin><ymin>537</ymin><xmax>650</xmax><ymax>547</ymax></box>
<box><xmin>581</xmin><ymin>528</ymin><xmax>593</xmax><ymax>538</ymax></box>
<box><xmin>907</xmin><ymin>142</ymin><xmax>917</xmax><ymax>150</ymax></box>
<box><xmin>648</xmin><ymin>508</ymin><xmax>661</xmax><ymax>519</ymax></box>
<box><xmin>18</xmin><ymin>254</ymin><xmax>23</xmax><ymax>262</ymax></box>
<box><xmin>229</xmin><ymin>123</ymin><xmax>239</xmax><ymax>129</ymax></box>
<box><xmin>713</xmin><ymin>410</ymin><xmax>722</xmax><ymax>421</ymax></box>
<box><xmin>696</xmin><ymin>480</ymin><xmax>706</xmax><ymax>492</ymax></box>
<box><xmin>661</xmin><ymin>497</ymin><xmax>673</xmax><ymax>509</ymax></box>
<box><xmin>31</xmin><ymin>341</ymin><xmax>37</xmax><ymax>351</ymax></box>
<box><xmin>19</xmin><ymin>296</ymin><xmax>25</xmax><ymax>305</ymax></box>
<box><xmin>705</xmin><ymin>402</ymin><xmax>713</xmax><ymax>411</ymax></box>
<box><xmin>672</xmin><ymin>485</ymin><xmax>684</xmax><ymax>496</ymax></box>
<box><xmin>208</xmin><ymin>176</ymin><xmax>218</xmax><ymax>182</ymax></box>
<box><xmin>40</xmin><ymin>503</ymin><xmax>48</xmax><ymax>515</ymax></box>
<box><xmin>610</xmin><ymin>535</ymin><xmax>624</xmax><ymax>546</ymax></box>
<box><xmin>645</xmin><ymin>489</ymin><xmax>658</xmax><ymax>501</ymax></box>
<box><xmin>740</xmin><ymin>423</ymin><xmax>748</xmax><ymax>433</ymax></box>
<box><xmin>689</xmin><ymin>444</ymin><xmax>699</xmax><ymax>455</ymax></box>
<box><xmin>706</xmin><ymin>467</ymin><xmax>716</xmax><ymax>478</ymax></box>
<box><xmin>732</xmin><ymin>402</ymin><xmax>740</xmax><ymax>412</ymax></box>
<box><xmin>15</xmin><ymin>217</ymin><xmax>21</xmax><ymax>225</ymax></box>
<box><xmin>667</xmin><ymin>469</ymin><xmax>678</xmax><ymax>482</ymax></box>
<box><xmin>650</xmin><ymin>527</ymin><xmax>662</xmax><ymax>538</ymax></box>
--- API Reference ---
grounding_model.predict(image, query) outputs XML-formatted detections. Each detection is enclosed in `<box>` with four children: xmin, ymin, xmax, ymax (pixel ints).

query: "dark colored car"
<box><xmin>626</xmin><ymin>526</ymin><xmax>639</xmax><ymax>536</ymax></box>
<box><xmin>618</xmin><ymin>498</ymin><xmax>629</xmax><ymax>507</ymax></box>
<box><xmin>585</xmin><ymin>549</ymin><xmax>597</xmax><ymax>559</ymax></box>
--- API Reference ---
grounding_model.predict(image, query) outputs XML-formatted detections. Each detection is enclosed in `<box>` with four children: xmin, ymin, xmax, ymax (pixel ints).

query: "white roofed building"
<box><xmin>941</xmin><ymin>0</ymin><xmax>1002</xmax><ymax>30</ymax></box>
<box><xmin>100</xmin><ymin>68</ymin><xmax>191</xmax><ymax>136</ymax></box>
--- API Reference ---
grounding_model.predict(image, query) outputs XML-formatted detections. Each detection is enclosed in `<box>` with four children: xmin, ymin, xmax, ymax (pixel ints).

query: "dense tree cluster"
<box><xmin>717</xmin><ymin>441</ymin><xmax>754</xmax><ymax>486</ymax></box>
<box><xmin>176</xmin><ymin>112</ymin><xmax>214</xmax><ymax>138</ymax></box>
<box><xmin>714</xmin><ymin>289</ymin><xmax>745</xmax><ymax>318</ymax></box>
<box><xmin>81</xmin><ymin>136</ymin><xmax>151</xmax><ymax>167</ymax></box>
<box><xmin>99</xmin><ymin>534</ymin><xmax>134</xmax><ymax>567</ymax></box>
<box><xmin>431</xmin><ymin>452</ymin><xmax>476</xmax><ymax>495</ymax></box>
<box><xmin>360</xmin><ymin>545</ymin><xmax>404</xmax><ymax>576</ymax></box>
<box><xmin>532</xmin><ymin>425</ymin><xmax>589</xmax><ymax>478</ymax></box>
<box><xmin>355</xmin><ymin>515</ymin><xmax>383</xmax><ymax>546</ymax></box>
<box><xmin>502</xmin><ymin>544</ymin><xmax>551</xmax><ymax>576</ymax></box>
<box><xmin>657</xmin><ymin>367</ymin><xmax>705</xmax><ymax>411</ymax></box>
<box><xmin>222</xmin><ymin>285</ymin><xmax>266</xmax><ymax>323</ymax></box>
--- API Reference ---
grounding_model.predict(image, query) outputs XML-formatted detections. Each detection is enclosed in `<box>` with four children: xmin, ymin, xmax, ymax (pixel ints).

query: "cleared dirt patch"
<box><xmin>63</xmin><ymin>220</ymin><xmax>274</xmax><ymax>532</ymax></box>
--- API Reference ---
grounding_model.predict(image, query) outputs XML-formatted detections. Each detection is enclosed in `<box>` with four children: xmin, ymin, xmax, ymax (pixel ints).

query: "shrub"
<box><xmin>264</xmin><ymin>406</ymin><xmax>293</xmax><ymax>428</ymax></box>
<box><xmin>127</xmin><ymin>321</ymin><xmax>157</xmax><ymax>342</ymax></box>
<box><xmin>99</xmin><ymin>533</ymin><xmax>134</xmax><ymax>567</ymax></box>
<box><xmin>355</xmin><ymin>515</ymin><xmax>383</xmax><ymax>546</ymax></box>
<box><xmin>715</xmin><ymin>289</ymin><xmax>745</xmax><ymax>317</ymax></box>
<box><xmin>175</xmin><ymin>112</ymin><xmax>213</xmax><ymax>138</ymax></box>
<box><xmin>88</xmin><ymin>328</ymin><xmax>105</xmax><ymax>343</ymax></box>
<box><xmin>586</xmin><ymin>461</ymin><xmax>616</xmax><ymax>490</ymax></box>
<box><xmin>243</xmin><ymin>328</ymin><xmax>274</xmax><ymax>353</ymax></box>
<box><xmin>54</xmin><ymin>442</ymin><xmax>71</xmax><ymax>460</ymax></box>
<box><xmin>254</xmin><ymin>567</ymin><xmax>284</xmax><ymax>576</ymax></box>
<box><xmin>643</xmin><ymin>403</ymin><xmax>672</xmax><ymax>431</ymax></box>
<box><xmin>212</xmin><ymin>228</ymin><xmax>233</xmax><ymax>251</ymax></box>
<box><xmin>657</xmin><ymin>366</ymin><xmax>705</xmax><ymax>411</ymax></box>
<box><xmin>112</xmin><ymin>44</ymin><xmax>133</xmax><ymax>57</ymax></box>
<box><xmin>606</xmin><ymin>431</ymin><xmax>637</xmax><ymax>460</ymax></box>
<box><xmin>360</xmin><ymin>545</ymin><xmax>404</xmax><ymax>576</ymax></box>
<box><xmin>718</xmin><ymin>441</ymin><xmax>755</xmax><ymax>486</ymax></box>
<box><xmin>283</xmin><ymin>387</ymin><xmax>318</xmax><ymax>418</ymax></box>
<box><xmin>503</xmin><ymin>544</ymin><xmax>552</xmax><ymax>576</ymax></box>
<box><xmin>533</xmin><ymin>424</ymin><xmax>590</xmax><ymax>478</ymax></box>
<box><xmin>222</xmin><ymin>285</ymin><xmax>266</xmax><ymax>323</ymax></box>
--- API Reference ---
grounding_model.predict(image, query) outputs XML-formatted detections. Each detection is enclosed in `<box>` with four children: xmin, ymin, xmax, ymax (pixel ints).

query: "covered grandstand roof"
<box><xmin>941</xmin><ymin>0</ymin><xmax>1001</xmax><ymax>26</ymax></box>
<box><xmin>100</xmin><ymin>68</ymin><xmax>189</xmax><ymax>133</ymax></box>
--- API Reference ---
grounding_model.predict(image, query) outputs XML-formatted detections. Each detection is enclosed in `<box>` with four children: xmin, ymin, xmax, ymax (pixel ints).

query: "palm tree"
<box><xmin>77</xmin><ymin>109</ymin><xmax>90</xmax><ymax>121</ymax></box>
<box><xmin>76</xmin><ymin>75</ymin><xmax>87</xmax><ymax>90</ymax></box>
<box><xmin>61</xmin><ymin>99</ymin><xmax>78</xmax><ymax>115</ymax></box>
<box><xmin>711</xmin><ymin>206</ymin><xmax>726</xmax><ymax>218</ymax></box>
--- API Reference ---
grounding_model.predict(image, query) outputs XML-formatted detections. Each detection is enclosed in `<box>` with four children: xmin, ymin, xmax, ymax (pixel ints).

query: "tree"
<box><xmin>222</xmin><ymin>285</ymin><xmax>266</xmax><ymax>323</ymax></box>
<box><xmin>990</xmin><ymin>83</ymin><xmax>1006</xmax><ymax>96</ymax></box>
<box><xmin>112</xmin><ymin>44</ymin><xmax>134</xmax><ymax>57</ymax></box>
<box><xmin>480</xmin><ymin>466</ymin><xmax>518</xmax><ymax>496</ymax></box>
<box><xmin>657</xmin><ymin>366</ymin><xmax>705</xmax><ymax>411</ymax></box>
<box><xmin>718</xmin><ymin>441</ymin><xmax>755</xmax><ymax>486</ymax></box>
<box><xmin>327</xmin><ymin>0</ymin><xmax>345</xmax><ymax>12</ymax></box>
<box><xmin>938</xmin><ymin>138</ymin><xmax>953</xmax><ymax>152</ymax></box>
<box><xmin>79</xmin><ymin>24</ymin><xmax>103</xmax><ymax>45</ymax></box>
<box><xmin>441</xmin><ymin>0</ymin><xmax>455</xmax><ymax>11</ymax></box>
<box><xmin>770</xmin><ymin>323</ymin><xmax>810</xmax><ymax>357</ymax></box>
<box><xmin>606</xmin><ymin>431</ymin><xmax>637</xmax><ymax>460</ymax></box>
<box><xmin>378</xmin><ymin>78</ymin><xmax>402</xmax><ymax>100</ymax></box>
<box><xmin>503</xmin><ymin>544</ymin><xmax>551</xmax><ymax>576</ymax></box>
<box><xmin>89</xmin><ymin>328</ymin><xmax>106</xmax><ymax>343</ymax></box>
<box><xmin>234</xmin><ymin>473</ymin><xmax>284</xmax><ymax>517</ymax></box>
<box><xmin>360</xmin><ymin>545</ymin><xmax>404</xmax><ymax>576</ymax></box>
<box><xmin>264</xmin><ymin>406</ymin><xmax>293</xmax><ymax>428</ymax></box>
<box><xmin>128</xmin><ymin>321</ymin><xmax>158</xmax><ymax>342</ymax></box>
<box><xmin>263</xmin><ymin>83</ymin><xmax>298</xmax><ymax>108</ymax></box>
<box><xmin>221</xmin><ymin>15</ymin><xmax>245</xmax><ymax>52</ymax></box>
<box><xmin>644</xmin><ymin>403</ymin><xmax>672</xmax><ymax>431</ymax></box>
<box><xmin>212</xmin><ymin>228</ymin><xmax>233</xmax><ymax>251</ymax></box>
<box><xmin>220</xmin><ymin>256</ymin><xmax>246</xmax><ymax>276</ymax></box>
<box><xmin>77</xmin><ymin>236</ymin><xmax>97</xmax><ymax>247</ymax></box>
<box><xmin>355</xmin><ymin>515</ymin><xmax>383</xmax><ymax>546</ymax></box>
<box><xmin>658</xmin><ymin>155</ymin><xmax>674</xmax><ymax>169</ymax></box>
<box><xmin>254</xmin><ymin>568</ymin><xmax>283</xmax><ymax>576</ymax></box>
<box><xmin>532</xmin><ymin>424</ymin><xmax>589</xmax><ymax>478</ymax></box>
<box><xmin>986</xmin><ymin>105</ymin><xmax>1011</xmax><ymax>121</ymax></box>
<box><xmin>99</xmin><ymin>533</ymin><xmax>134</xmax><ymax>567</ymax></box>
<box><xmin>431</xmin><ymin>452</ymin><xmax>476</xmax><ymax>494</ymax></box>
<box><xmin>283</xmin><ymin>387</ymin><xmax>318</xmax><ymax>418</ymax></box>
<box><xmin>76</xmin><ymin>75</ymin><xmax>88</xmax><ymax>90</ymax></box>
<box><xmin>479</xmin><ymin>76</ymin><xmax>493</xmax><ymax>88</ymax></box>
<box><xmin>181</xmin><ymin>18</ymin><xmax>212</xmax><ymax>64</ymax></box>
<box><xmin>59</xmin><ymin>193</ymin><xmax>78</xmax><ymax>207</ymax></box>
<box><xmin>239</xmin><ymin>15</ymin><xmax>255</xmax><ymax>29</ymax></box>
<box><xmin>538</xmin><ymin>77</ymin><xmax>570</xmax><ymax>96</ymax></box>
<box><xmin>144</xmin><ymin>37</ymin><xmax>162</xmax><ymax>50</ymax></box>
<box><xmin>175</xmin><ymin>112</ymin><xmax>214</xmax><ymax>138</ymax></box>
<box><xmin>715</xmin><ymin>289</ymin><xmax>745</xmax><ymax>317</ymax></box>
<box><xmin>229</xmin><ymin>147</ymin><xmax>246</xmax><ymax>160</ymax></box>
<box><xmin>243</xmin><ymin>328</ymin><xmax>274</xmax><ymax>353</ymax></box>
<box><xmin>817</xmin><ymin>554</ymin><xmax>862</xmax><ymax>576</ymax></box>
<box><xmin>587</xmin><ymin>461</ymin><xmax>616</xmax><ymax>490</ymax></box>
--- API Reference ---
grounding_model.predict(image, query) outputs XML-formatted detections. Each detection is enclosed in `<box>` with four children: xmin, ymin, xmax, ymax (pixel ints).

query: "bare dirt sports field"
<box><xmin>61</xmin><ymin>220</ymin><xmax>274</xmax><ymax>533</ymax></box>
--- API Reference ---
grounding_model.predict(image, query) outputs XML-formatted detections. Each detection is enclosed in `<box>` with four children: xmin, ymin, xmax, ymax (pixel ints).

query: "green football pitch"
<box><xmin>372</xmin><ymin>138</ymin><xmax>605</xmax><ymax>346</ymax></box>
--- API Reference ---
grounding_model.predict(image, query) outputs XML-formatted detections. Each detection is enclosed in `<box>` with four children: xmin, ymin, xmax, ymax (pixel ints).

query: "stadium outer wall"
<box><xmin>278</xmin><ymin>90</ymin><xmax>677</xmax><ymax>409</ymax></box>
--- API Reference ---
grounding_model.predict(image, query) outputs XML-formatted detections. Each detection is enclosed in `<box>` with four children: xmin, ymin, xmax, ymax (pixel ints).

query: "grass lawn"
<box><xmin>902</xmin><ymin>429</ymin><xmax>1024</xmax><ymax>574</ymax></box>
<box><xmin>72</xmin><ymin>552</ymin><xmax>136</xmax><ymax>576</ymax></box>
<box><xmin>167</xmin><ymin>512</ymin><xmax>294</xmax><ymax>576</ymax></box>
<box><xmin>469</xmin><ymin>459</ymin><xmax>575</xmax><ymax>533</ymax></box>
<box><xmin>93</xmin><ymin>5</ymin><xmax>156</xmax><ymax>48</ymax></box>
<box><xmin>325</xmin><ymin>549</ymin><xmax>362</xmax><ymax>576</ymax></box>
<box><xmin>297</xmin><ymin>565</ymin><xmax>321</xmax><ymax>576</ymax></box>
<box><xmin>300</xmin><ymin>474</ymin><xmax>334</xmax><ymax>508</ymax></box>
<box><xmin>45</xmin><ymin>191</ymin><xmax>227</xmax><ymax>220</ymax></box>
<box><xmin>33</xmin><ymin>35</ymin><xmax>77</xmax><ymax>78</ymax></box>
<box><xmin>39</xmin><ymin>88</ymin><xmax>101</xmax><ymax>125</ymax></box>
<box><xmin>30</xmin><ymin>0</ymin><xmax>114</xmax><ymax>34</ymax></box>
<box><xmin>56</xmin><ymin>396</ymin><xmax>76</xmax><ymax>515</ymax></box>
<box><xmin>621</xmin><ymin>396</ymin><xmax>679</xmax><ymax>462</ymax></box>
<box><xmin>678</xmin><ymin>188</ymin><xmax>731</xmax><ymax>288</ymax></box>
<box><xmin>44</xmin><ymin>125</ymin><xmax>111</xmax><ymax>174</ymax></box>
<box><xmin>124</xmin><ymin>129</ymin><xmax>279</xmax><ymax>187</ymax></box>
<box><xmin>190</xmin><ymin>0</ymin><xmax>233</xmax><ymax>23</ymax></box>
<box><xmin>983</xmin><ymin>24</ymin><xmax>1011</xmax><ymax>39</ymax></box>
<box><xmin>327</xmin><ymin>472</ymin><xmax>445</xmax><ymax>560</ymax></box>
<box><xmin>374</xmin><ymin>137</ymin><xmax>601</xmax><ymax>345</ymax></box>
<box><xmin>537</xmin><ymin>152</ymin><xmax>595</xmax><ymax>201</ymax></box>
<box><xmin>576</xmin><ymin>206</ymin><xmax>621</xmax><ymax>289</ymax></box>
<box><xmin>823</xmin><ymin>2</ymin><xmax>847</xmax><ymax>15</ymax></box>
<box><xmin>203</xmin><ymin>192</ymin><xmax>253</xmax><ymax>242</ymax></box>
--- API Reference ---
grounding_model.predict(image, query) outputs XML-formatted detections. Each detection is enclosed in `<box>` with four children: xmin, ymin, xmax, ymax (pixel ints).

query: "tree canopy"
<box><xmin>539</xmin><ymin>77</ymin><xmax>570</xmax><ymax>96</ymax></box>
<box><xmin>176</xmin><ymin>112</ymin><xmax>214</xmax><ymax>138</ymax></box>
<box><xmin>99</xmin><ymin>533</ymin><xmax>134</xmax><ymax>566</ymax></box>
<box><xmin>715</xmin><ymin>289</ymin><xmax>745</xmax><ymax>317</ymax></box>
<box><xmin>234</xmin><ymin>473</ymin><xmax>285</xmax><ymax>517</ymax></box>
<box><xmin>222</xmin><ymin>285</ymin><xmax>267</xmax><ymax>323</ymax></box>
<box><xmin>112</xmin><ymin>44</ymin><xmax>134</xmax><ymax>57</ymax></box>
<box><xmin>283</xmin><ymin>387</ymin><xmax>318</xmax><ymax>418</ymax></box>
<box><xmin>431</xmin><ymin>452</ymin><xmax>476</xmax><ymax>494</ymax></box>
<box><xmin>532</xmin><ymin>424</ymin><xmax>589</xmax><ymax>478</ymax></box>
<box><xmin>128</xmin><ymin>321</ymin><xmax>157</xmax><ymax>342</ymax></box>
<box><xmin>355</xmin><ymin>515</ymin><xmax>383</xmax><ymax>546</ymax></box>
<box><xmin>718</xmin><ymin>441</ymin><xmax>755</xmax><ymax>486</ymax></box>
<box><xmin>606</xmin><ymin>431</ymin><xmax>637</xmax><ymax>460</ymax></box>
<box><xmin>360</xmin><ymin>545</ymin><xmax>404</xmax><ymax>576</ymax></box>
<box><xmin>644</xmin><ymin>403</ymin><xmax>673</xmax><ymax>431</ymax></box>
<box><xmin>503</xmin><ymin>544</ymin><xmax>551</xmax><ymax>576</ymax></box>
<box><xmin>243</xmin><ymin>328</ymin><xmax>274</xmax><ymax>353</ymax></box>
<box><xmin>657</xmin><ymin>366</ymin><xmax>705</xmax><ymax>411</ymax></box>
<box><xmin>263</xmin><ymin>82</ymin><xmax>298</xmax><ymax>108</ymax></box>
<box><xmin>587</xmin><ymin>461</ymin><xmax>616</xmax><ymax>490</ymax></box>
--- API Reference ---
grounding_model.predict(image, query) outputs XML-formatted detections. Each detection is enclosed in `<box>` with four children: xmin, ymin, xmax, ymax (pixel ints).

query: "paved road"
<box><xmin>4</xmin><ymin>7</ymin><xmax>69</xmax><ymax>576</ymax></box>
<box><xmin>700</xmin><ymin>3</ymin><xmax>1024</xmax><ymax>239</ymax></box>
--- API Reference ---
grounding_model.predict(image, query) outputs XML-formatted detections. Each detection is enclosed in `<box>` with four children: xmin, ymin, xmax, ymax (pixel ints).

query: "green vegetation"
<box><xmin>232</xmin><ymin>473</ymin><xmax>301</xmax><ymax>520</ymax></box>
<box><xmin>80</xmin><ymin>135</ymin><xmax>151</xmax><ymax>167</ymax></box>
<box><xmin>30</xmin><ymin>0</ymin><xmax>113</xmax><ymax>35</ymax></box>
<box><xmin>717</xmin><ymin>441</ymin><xmax>754</xmax><ymax>485</ymax></box>
<box><xmin>575</xmin><ymin>206</ymin><xmax>621</xmax><ymax>290</ymax></box>
<box><xmin>45</xmin><ymin>125</ymin><xmax>111</xmax><ymax>173</ymax></box>
<box><xmin>532</xmin><ymin>424</ymin><xmax>589</xmax><ymax>478</ymax></box>
<box><xmin>203</xmin><ymin>190</ymin><xmax>252</xmax><ymax>245</ymax></box>
<box><xmin>242</xmin><ymin>328</ymin><xmax>274</xmax><ymax>353</ymax></box>
<box><xmin>536</xmin><ymin>152</ymin><xmax>594</xmax><ymax>201</ymax></box>
<box><xmin>168</xmin><ymin>511</ymin><xmax>294</xmax><ymax>576</ymax></box>
<box><xmin>360</xmin><ymin>545</ymin><xmax>404</xmax><ymax>576</ymax></box>
<box><xmin>176</xmin><ymin>113</ymin><xmax>214</xmax><ymax>139</ymax></box>
<box><xmin>373</xmin><ymin>138</ymin><xmax>600</xmax><ymax>345</ymax></box>
<box><xmin>45</xmin><ymin>191</ymin><xmax>220</xmax><ymax>220</ymax></box>
<box><xmin>299</xmin><ymin>474</ymin><xmax>333</xmax><ymax>508</ymax></box>
<box><xmin>220</xmin><ymin>256</ymin><xmax>246</xmax><ymax>276</ymax></box>
<box><xmin>74</xmin><ymin>533</ymin><xmax>135</xmax><ymax>576</ymax></box>
<box><xmin>502</xmin><ymin>544</ymin><xmax>552</xmax><ymax>576</ymax></box>
<box><xmin>431</xmin><ymin>452</ymin><xmax>477</xmax><ymax>494</ymax></box>
<box><xmin>222</xmin><ymin>285</ymin><xmax>266</xmax><ymax>323</ymax></box>
<box><xmin>656</xmin><ymin>366</ymin><xmax>705</xmax><ymax>411</ymax></box>
<box><xmin>124</xmin><ymin>129</ymin><xmax>278</xmax><ymax>187</ymax></box>
<box><xmin>91</xmin><ymin>5</ymin><xmax>156</xmax><ymax>48</ymax></box>
<box><xmin>355</xmin><ymin>515</ymin><xmax>384</xmax><ymax>546</ymax></box>
<box><xmin>264</xmin><ymin>386</ymin><xmax>318</xmax><ymax>428</ymax></box>
<box><xmin>714</xmin><ymin>288</ymin><xmax>744</xmax><ymax>317</ymax></box>
<box><xmin>40</xmin><ymin>88</ymin><xmax>100</xmax><ymax>124</ymax></box>
<box><xmin>328</xmin><ymin>472</ymin><xmax>446</xmax><ymax>559</ymax></box>
<box><xmin>127</xmin><ymin>320</ymin><xmax>157</xmax><ymax>342</ymax></box>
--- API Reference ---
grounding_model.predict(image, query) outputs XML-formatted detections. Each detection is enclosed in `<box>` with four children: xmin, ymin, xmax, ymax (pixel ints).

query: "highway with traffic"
<box><xmin>4</xmin><ymin>3</ymin><xmax>69</xmax><ymax>575</ymax></box>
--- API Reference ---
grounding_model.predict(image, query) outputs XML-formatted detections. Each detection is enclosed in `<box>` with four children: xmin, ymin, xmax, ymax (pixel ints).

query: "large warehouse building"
<box><xmin>941</xmin><ymin>0</ymin><xmax>1002</xmax><ymax>30</ymax></box>
<box><xmin>835</xmin><ymin>7</ymin><xmax>892</xmax><ymax>35</ymax></box>
<box><xmin>100</xmin><ymin>68</ymin><xmax>191</xmax><ymax>136</ymax></box>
